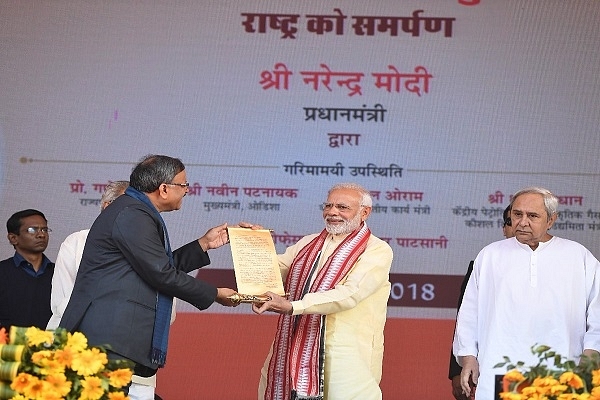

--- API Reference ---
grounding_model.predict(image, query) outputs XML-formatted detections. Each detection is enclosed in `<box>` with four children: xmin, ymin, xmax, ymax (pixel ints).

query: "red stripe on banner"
<box><xmin>156</xmin><ymin>314</ymin><xmax>456</xmax><ymax>399</ymax></box>
<box><xmin>195</xmin><ymin>269</ymin><xmax>465</xmax><ymax>309</ymax></box>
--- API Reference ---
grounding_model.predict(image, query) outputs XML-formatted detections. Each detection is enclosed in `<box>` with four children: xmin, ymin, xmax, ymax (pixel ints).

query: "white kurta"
<box><xmin>258</xmin><ymin>231</ymin><xmax>393</xmax><ymax>400</ymax></box>
<box><xmin>47</xmin><ymin>229</ymin><xmax>89</xmax><ymax>330</ymax></box>
<box><xmin>453</xmin><ymin>236</ymin><xmax>600</xmax><ymax>400</ymax></box>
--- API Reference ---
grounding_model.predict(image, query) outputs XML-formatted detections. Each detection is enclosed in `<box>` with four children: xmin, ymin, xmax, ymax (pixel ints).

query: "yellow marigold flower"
<box><xmin>45</xmin><ymin>373</ymin><xmax>72</xmax><ymax>397</ymax></box>
<box><xmin>557</xmin><ymin>394</ymin><xmax>581</xmax><ymax>400</ymax></box>
<box><xmin>504</xmin><ymin>370</ymin><xmax>526</xmax><ymax>382</ymax></box>
<box><xmin>10</xmin><ymin>395</ymin><xmax>28</xmax><ymax>400</ymax></box>
<box><xmin>32</xmin><ymin>350</ymin><xmax>54</xmax><ymax>365</ymax></box>
<box><xmin>22</xmin><ymin>376</ymin><xmax>49</xmax><ymax>399</ymax></box>
<box><xmin>529</xmin><ymin>394</ymin><xmax>551</xmax><ymax>400</ymax></box>
<box><xmin>38</xmin><ymin>390</ymin><xmax>64</xmax><ymax>400</ymax></box>
<box><xmin>499</xmin><ymin>393</ymin><xmax>526</xmax><ymax>400</ymax></box>
<box><xmin>54</xmin><ymin>346</ymin><xmax>76</xmax><ymax>368</ymax></box>
<box><xmin>72</xmin><ymin>347</ymin><xmax>108</xmax><ymax>376</ymax></box>
<box><xmin>548</xmin><ymin>383</ymin><xmax>568</xmax><ymax>394</ymax></box>
<box><xmin>533</xmin><ymin>376</ymin><xmax>559</xmax><ymax>387</ymax></box>
<box><xmin>592</xmin><ymin>370</ymin><xmax>600</xmax><ymax>386</ymax></box>
<box><xmin>108</xmin><ymin>368</ymin><xmax>133</xmax><ymax>388</ymax></box>
<box><xmin>10</xmin><ymin>372</ymin><xmax>34</xmax><ymax>392</ymax></box>
<box><xmin>80</xmin><ymin>375</ymin><xmax>105</xmax><ymax>400</ymax></box>
<box><xmin>25</xmin><ymin>327</ymin><xmax>54</xmax><ymax>347</ymax></box>
<box><xmin>67</xmin><ymin>331</ymin><xmax>88</xmax><ymax>352</ymax></box>
<box><xmin>592</xmin><ymin>386</ymin><xmax>600</xmax><ymax>397</ymax></box>
<box><xmin>521</xmin><ymin>385</ymin><xmax>541</xmax><ymax>395</ymax></box>
<box><xmin>30</xmin><ymin>350</ymin><xmax>65</xmax><ymax>375</ymax></box>
<box><xmin>40</xmin><ymin>358</ymin><xmax>66</xmax><ymax>375</ymax></box>
<box><xmin>560</xmin><ymin>371</ymin><xmax>585</xmax><ymax>389</ymax></box>
<box><xmin>107</xmin><ymin>391</ymin><xmax>129</xmax><ymax>400</ymax></box>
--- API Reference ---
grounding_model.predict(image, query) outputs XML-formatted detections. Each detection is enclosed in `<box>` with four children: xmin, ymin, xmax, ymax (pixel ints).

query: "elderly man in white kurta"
<box><xmin>253</xmin><ymin>183</ymin><xmax>393</xmax><ymax>400</ymax></box>
<box><xmin>453</xmin><ymin>187</ymin><xmax>600</xmax><ymax>400</ymax></box>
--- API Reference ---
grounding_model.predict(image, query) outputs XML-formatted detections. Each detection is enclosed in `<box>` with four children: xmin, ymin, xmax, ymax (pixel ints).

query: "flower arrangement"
<box><xmin>0</xmin><ymin>326</ymin><xmax>133</xmax><ymax>400</ymax></box>
<box><xmin>496</xmin><ymin>344</ymin><xmax>600</xmax><ymax>400</ymax></box>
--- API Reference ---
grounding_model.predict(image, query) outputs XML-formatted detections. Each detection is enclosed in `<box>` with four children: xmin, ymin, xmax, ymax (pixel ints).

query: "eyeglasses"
<box><xmin>165</xmin><ymin>182</ymin><xmax>190</xmax><ymax>188</ymax></box>
<box><xmin>322</xmin><ymin>203</ymin><xmax>363</xmax><ymax>212</ymax></box>
<box><xmin>23</xmin><ymin>226</ymin><xmax>52</xmax><ymax>234</ymax></box>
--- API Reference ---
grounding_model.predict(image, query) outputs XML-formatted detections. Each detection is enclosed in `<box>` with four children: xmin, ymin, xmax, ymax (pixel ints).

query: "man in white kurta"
<box><xmin>254</xmin><ymin>183</ymin><xmax>393</xmax><ymax>400</ymax></box>
<box><xmin>47</xmin><ymin>229</ymin><xmax>89</xmax><ymax>329</ymax></box>
<box><xmin>453</xmin><ymin>187</ymin><xmax>600</xmax><ymax>400</ymax></box>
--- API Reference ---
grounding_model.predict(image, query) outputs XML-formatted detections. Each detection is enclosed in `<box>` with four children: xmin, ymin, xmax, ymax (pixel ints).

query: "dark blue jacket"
<box><xmin>60</xmin><ymin>194</ymin><xmax>217</xmax><ymax>370</ymax></box>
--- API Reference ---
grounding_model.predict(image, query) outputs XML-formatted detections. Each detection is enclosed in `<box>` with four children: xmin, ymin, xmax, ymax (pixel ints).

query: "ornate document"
<box><xmin>227</xmin><ymin>227</ymin><xmax>285</xmax><ymax>303</ymax></box>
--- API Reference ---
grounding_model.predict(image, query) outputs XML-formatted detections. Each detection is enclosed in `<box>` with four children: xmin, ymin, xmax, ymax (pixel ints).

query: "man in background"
<box><xmin>448</xmin><ymin>205</ymin><xmax>513</xmax><ymax>400</ymax></box>
<box><xmin>453</xmin><ymin>187</ymin><xmax>600</xmax><ymax>400</ymax></box>
<box><xmin>0</xmin><ymin>209</ymin><xmax>54</xmax><ymax>330</ymax></box>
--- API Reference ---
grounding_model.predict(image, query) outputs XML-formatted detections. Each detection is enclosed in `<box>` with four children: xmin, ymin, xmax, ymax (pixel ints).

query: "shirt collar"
<box><xmin>13</xmin><ymin>251</ymin><xmax>51</xmax><ymax>277</ymax></box>
<box><xmin>515</xmin><ymin>236</ymin><xmax>555</xmax><ymax>252</ymax></box>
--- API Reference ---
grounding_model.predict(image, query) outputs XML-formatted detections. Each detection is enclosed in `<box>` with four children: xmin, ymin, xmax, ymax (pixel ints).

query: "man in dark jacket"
<box><xmin>60</xmin><ymin>154</ymin><xmax>239</xmax><ymax>378</ymax></box>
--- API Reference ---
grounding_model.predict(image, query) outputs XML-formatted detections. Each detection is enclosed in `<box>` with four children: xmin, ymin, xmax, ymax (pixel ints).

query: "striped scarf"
<box><xmin>265</xmin><ymin>223</ymin><xmax>371</xmax><ymax>400</ymax></box>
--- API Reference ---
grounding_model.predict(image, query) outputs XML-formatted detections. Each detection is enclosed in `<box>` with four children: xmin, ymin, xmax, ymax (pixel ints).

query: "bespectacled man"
<box><xmin>0</xmin><ymin>209</ymin><xmax>54</xmax><ymax>331</ymax></box>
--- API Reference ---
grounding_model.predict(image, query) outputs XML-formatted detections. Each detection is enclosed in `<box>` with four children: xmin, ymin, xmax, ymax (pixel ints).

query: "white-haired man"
<box><xmin>453</xmin><ymin>187</ymin><xmax>600</xmax><ymax>400</ymax></box>
<box><xmin>254</xmin><ymin>182</ymin><xmax>393</xmax><ymax>400</ymax></box>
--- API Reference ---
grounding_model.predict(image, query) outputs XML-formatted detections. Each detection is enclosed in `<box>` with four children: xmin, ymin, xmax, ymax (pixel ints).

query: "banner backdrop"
<box><xmin>2</xmin><ymin>1</ymin><xmax>600</xmax><ymax>396</ymax></box>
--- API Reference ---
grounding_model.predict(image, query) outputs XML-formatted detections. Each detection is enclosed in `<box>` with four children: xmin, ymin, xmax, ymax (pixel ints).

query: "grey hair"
<box><xmin>101</xmin><ymin>181</ymin><xmax>129</xmax><ymax>206</ymax></box>
<box><xmin>328</xmin><ymin>182</ymin><xmax>373</xmax><ymax>207</ymax></box>
<box><xmin>510</xmin><ymin>186</ymin><xmax>558</xmax><ymax>218</ymax></box>
<box><xmin>129</xmin><ymin>154</ymin><xmax>185</xmax><ymax>193</ymax></box>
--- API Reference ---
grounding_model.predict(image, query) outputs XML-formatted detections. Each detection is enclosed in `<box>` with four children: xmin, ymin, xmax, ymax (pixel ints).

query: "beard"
<box><xmin>324</xmin><ymin>212</ymin><xmax>363</xmax><ymax>235</ymax></box>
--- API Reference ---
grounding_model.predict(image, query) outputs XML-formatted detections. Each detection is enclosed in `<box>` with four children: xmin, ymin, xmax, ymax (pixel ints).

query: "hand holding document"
<box><xmin>227</xmin><ymin>227</ymin><xmax>285</xmax><ymax>304</ymax></box>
